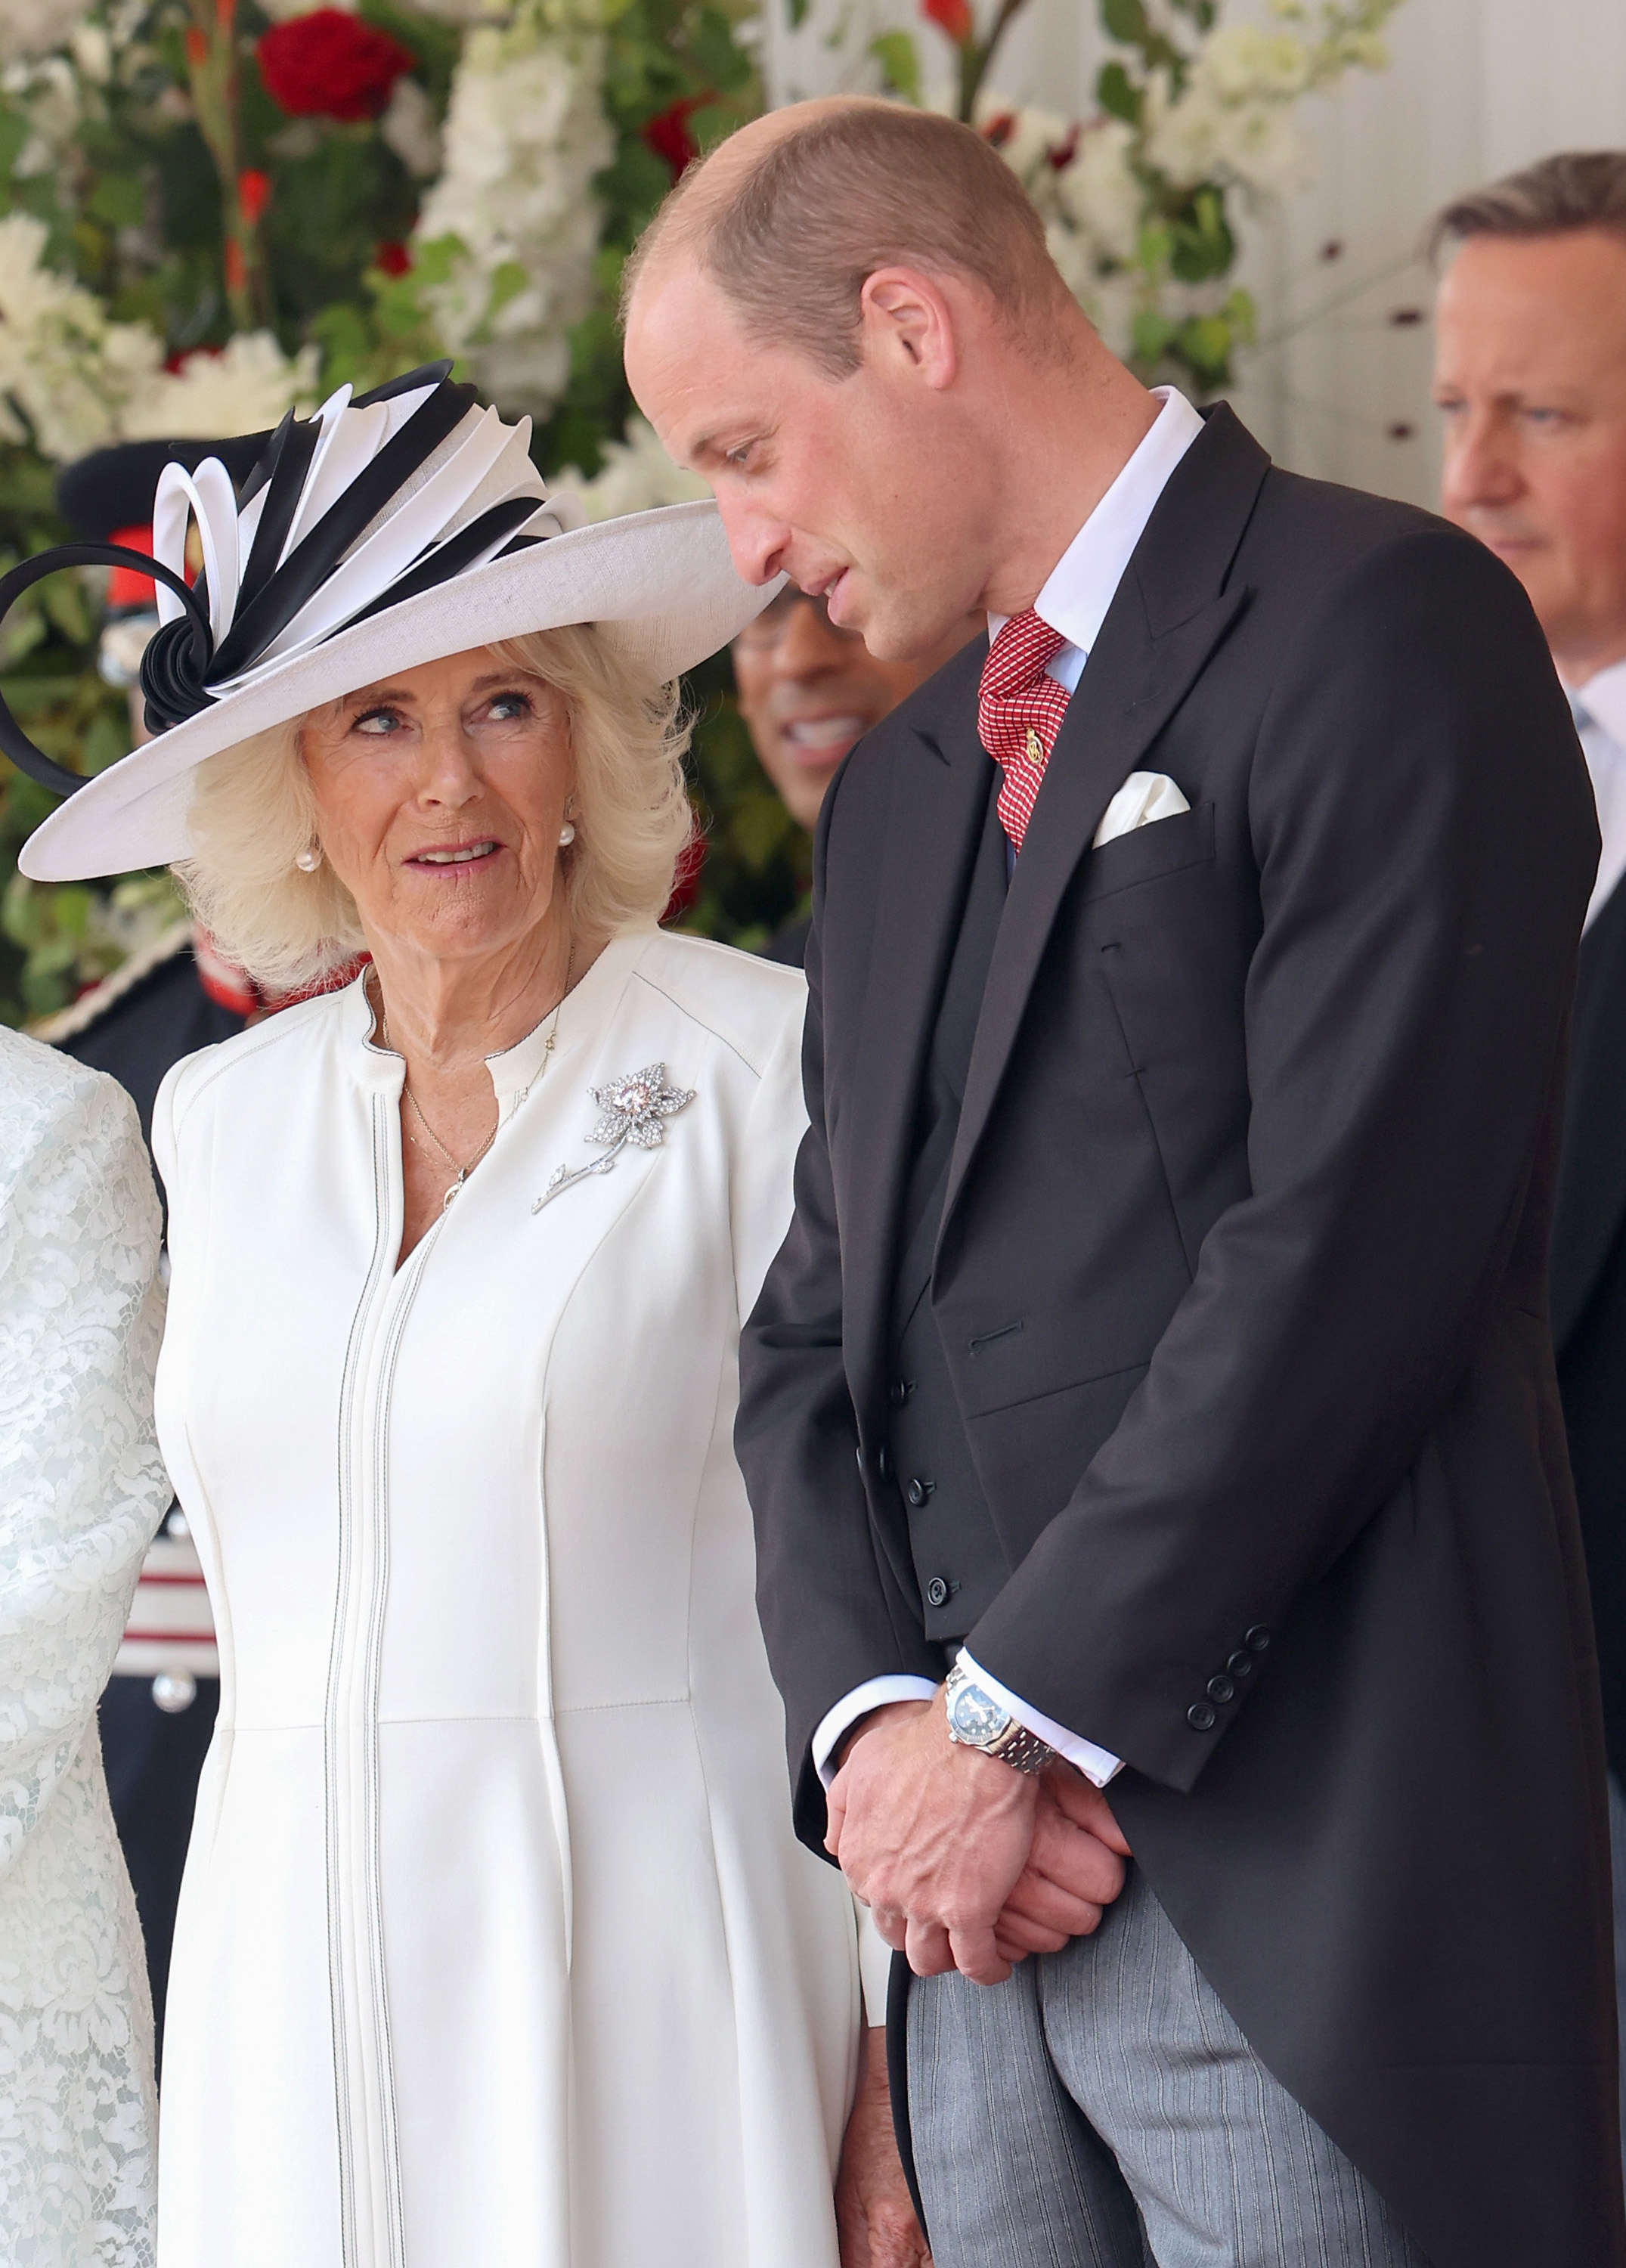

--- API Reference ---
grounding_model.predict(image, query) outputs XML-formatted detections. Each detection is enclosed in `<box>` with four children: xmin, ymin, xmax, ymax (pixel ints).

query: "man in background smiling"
<box><xmin>732</xmin><ymin>584</ymin><xmax>978</xmax><ymax>964</ymax></box>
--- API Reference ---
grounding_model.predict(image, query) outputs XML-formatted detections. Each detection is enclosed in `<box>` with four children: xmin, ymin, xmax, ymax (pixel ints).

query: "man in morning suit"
<box><xmin>624</xmin><ymin>100</ymin><xmax>1623</xmax><ymax>2268</ymax></box>
<box><xmin>1432</xmin><ymin>148</ymin><xmax>1626</xmax><ymax>2186</ymax></box>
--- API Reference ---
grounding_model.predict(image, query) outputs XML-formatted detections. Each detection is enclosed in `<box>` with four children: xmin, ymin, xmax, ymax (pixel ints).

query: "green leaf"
<box><xmin>86</xmin><ymin>174</ymin><xmax>147</xmax><ymax>229</ymax></box>
<box><xmin>1095</xmin><ymin>60</ymin><xmax>1142</xmax><ymax>124</ymax></box>
<box><xmin>1101</xmin><ymin>0</ymin><xmax>1151</xmax><ymax>47</ymax></box>
<box><xmin>485</xmin><ymin>259</ymin><xmax>530</xmax><ymax>319</ymax></box>
<box><xmin>788</xmin><ymin>0</ymin><xmax>810</xmax><ymax>23</ymax></box>
<box><xmin>1130</xmin><ymin>308</ymin><xmax>1176</xmax><ymax>364</ymax></box>
<box><xmin>868</xmin><ymin>29</ymin><xmax>922</xmax><ymax>103</ymax></box>
<box><xmin>1177</xmin><ymin>312</ymin><xmax>1233</xmax><ymax>380</ymax></box>
<box><xmin>0</xmin><ymin>106</ymin><xmax>30</xmax><ymax>182</ymax></box>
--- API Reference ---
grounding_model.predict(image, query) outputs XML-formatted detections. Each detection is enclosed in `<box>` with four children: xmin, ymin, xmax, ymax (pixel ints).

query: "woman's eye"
<box><xmin>487</xmin><ymin>692</ymin><xmax>534</xmax><ymax>720</ymax></box>
<box><xmin>352</xmin><ymin>709</ymin><xmax>401</xmax><ymax>736</ymax></box>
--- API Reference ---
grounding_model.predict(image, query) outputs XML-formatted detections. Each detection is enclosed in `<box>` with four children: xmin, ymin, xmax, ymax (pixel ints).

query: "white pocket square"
<box><xmin>1091</xmin><ymin>770</ymin><xmax>1190</xmax><ymax>850</ymax></box>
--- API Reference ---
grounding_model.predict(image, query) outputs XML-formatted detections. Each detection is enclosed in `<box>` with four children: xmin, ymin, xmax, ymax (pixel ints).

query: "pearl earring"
<box><xmin>295</xmin><ymin>843</ymin><xmax>322</xmax><ymax>872</ymax></box>
<box><xmin>557</xmin><ymin>820</ymin><xmax>576</xmax><ymax>847</ymax></box>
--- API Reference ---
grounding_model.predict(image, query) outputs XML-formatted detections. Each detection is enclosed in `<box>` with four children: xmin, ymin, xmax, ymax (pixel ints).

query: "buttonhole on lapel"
<box><xmin>1100</xmin><ymin>940</ymin><xmax>1121</xmax><ymax>956</ymax></box>
<box><xmin>968</xmin><ymin>1318</ymin><xmax>1024</xmax><ymax>1355</ymax></box>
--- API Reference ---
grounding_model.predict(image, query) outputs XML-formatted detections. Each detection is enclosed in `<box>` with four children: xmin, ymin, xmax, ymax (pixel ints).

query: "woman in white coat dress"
<box><xmin>0</xmin><ymin>1030</ymin><xmax>169</xmax><ymax>2265</ymax></box>
<box><xmin>8</xmin><ymin>367</ymin><xmax>919</xmax><ymax>2268</ymax></box>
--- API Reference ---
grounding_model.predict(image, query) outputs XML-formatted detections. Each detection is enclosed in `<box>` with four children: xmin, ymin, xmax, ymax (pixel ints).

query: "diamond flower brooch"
<box><xmin>533</xmin><ymin>1063</ymin><xmax>695</xmax><ymax>1213</ymax></box>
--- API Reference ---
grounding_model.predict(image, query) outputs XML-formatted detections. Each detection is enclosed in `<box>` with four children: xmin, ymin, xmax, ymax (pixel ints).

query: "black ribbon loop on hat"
<box><xmin>207</xmin><ymin>376</ymin><xmax>476</xmax><ymax>683</ymax></box>
<box><xmin>0</xmin><ymin>543</ymin><xmax>212</xmax><ymax>798</ymax></box>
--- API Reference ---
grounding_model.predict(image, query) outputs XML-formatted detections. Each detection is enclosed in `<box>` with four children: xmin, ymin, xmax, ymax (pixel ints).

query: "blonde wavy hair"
<box><xmin>176</xmin><ymin>627</ymin><xmax>694</xmax><ymax>990</ymax></box>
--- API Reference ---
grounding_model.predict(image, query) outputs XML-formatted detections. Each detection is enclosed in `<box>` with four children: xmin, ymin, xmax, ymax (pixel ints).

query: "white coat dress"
<box><xmin>149</xmin><ymin>927</ymin><xmax>866</xmax><ymax>2268</ymax></box>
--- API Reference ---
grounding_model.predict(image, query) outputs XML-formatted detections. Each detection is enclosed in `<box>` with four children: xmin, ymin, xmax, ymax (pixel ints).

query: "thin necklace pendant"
<box><xmin>441</xmin><ymin>1168</ymin><xmax>466</xmax><ymax>1213</ymax></box>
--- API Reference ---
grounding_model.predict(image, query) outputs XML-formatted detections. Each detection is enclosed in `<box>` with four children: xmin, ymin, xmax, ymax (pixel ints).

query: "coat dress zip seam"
<box><xmin>364</xmin><ymin>1228</ymin><xmax>441</xmax><ymax>2267</ymax></box>
<box><xmin>326</xmin><ymin>1094</ymin><xmax>392</xmax><ymax>2268</ymax></box>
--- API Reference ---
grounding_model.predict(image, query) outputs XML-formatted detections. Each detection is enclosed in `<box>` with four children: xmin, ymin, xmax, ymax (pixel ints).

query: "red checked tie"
<box><xmin>978</xmin><ymin>609</ymin><xmax>1070</xmax><ymax>853</ymax></box>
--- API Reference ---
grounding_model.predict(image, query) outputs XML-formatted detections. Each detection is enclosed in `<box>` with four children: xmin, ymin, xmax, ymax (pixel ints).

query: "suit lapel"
<box><xmin>940</xmin><ymin>407</ymin><xmax>1268</xmax><ymax>1240</ymax></box>
<box><xmin>839</xmin><ymin>644</ymin><xmax>993</xmax><ymax>1431</ymax></box>
<box><xmin>1552</xmin><ymin>872</ymin><xmax>1626</xmax><ymax>1348</ymax></box>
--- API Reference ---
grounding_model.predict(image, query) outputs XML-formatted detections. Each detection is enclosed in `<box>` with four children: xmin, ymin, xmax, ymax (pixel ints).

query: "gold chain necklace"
<box><xmin>382</xmin><ymin>945</ymin><xmax>575</xmax><ymax>1212</ymax></box>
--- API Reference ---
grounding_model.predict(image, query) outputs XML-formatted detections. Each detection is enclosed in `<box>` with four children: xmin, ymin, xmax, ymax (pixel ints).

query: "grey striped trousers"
<box><xmin>907</xmin><ymin>1866</ymin><xmax>1431</xmax><ymax>2268</ymax></box>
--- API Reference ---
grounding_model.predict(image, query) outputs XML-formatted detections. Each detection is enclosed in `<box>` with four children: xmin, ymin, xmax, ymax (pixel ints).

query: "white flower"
<box><xmin>1200</xmin><ymin>24</ymin><xmax>1312</xmax><ymax>100</ymax></box>
<box><xmin>0</xmin><ymin>213</ymin><xmax>160</xmax><ymax>460</ymax></box>
<box><xmin>973</xmin><ymin>96</ymin><xmax>1073</xmax><ymax>184</ymax></box>
<box><xmin>119</xmin><ymin>333</ymin><xmax>319</xmax><ymax>442</ymax></box>
<box><xmin>413</xmin><ymin>17</ymin><xmax>612</xmax><ymax>414</ymax></box>
<box><xmin>1055</xmin><ymin>118</ymin><xmax>1142</xmax><ymax>266</ymax></box>
<box><xmin>0</xmin><ymin>0</ymin><xmax>91</xmax><ymax>67</ymax></box>
<box><xmin>559</xmin><ymin>415</ymin><xmax>711</xmax><ymax>522</ymax></box>
<box><xmin>379</xmin><ymin>76</ymin><xmax>441</xmax><ymax>179</ymax></box>
<box><xmin>0</xmin><ymin>218</ymin><xmax>313</xmax><ymax>462</ymax></box>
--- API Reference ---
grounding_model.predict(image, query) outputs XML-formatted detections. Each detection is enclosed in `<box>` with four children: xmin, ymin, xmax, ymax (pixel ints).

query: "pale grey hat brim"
<box><xmin>20</xmin><ymin>500</ymin><xmax>768</xmax><ymax>882</ymax></box>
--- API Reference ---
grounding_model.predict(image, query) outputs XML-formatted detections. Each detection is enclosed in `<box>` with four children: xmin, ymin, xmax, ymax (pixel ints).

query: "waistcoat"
<box><xmin>881</xmin><ymin>777</ymin><xmax>1012</xmax><ymax>1641</ymax></box>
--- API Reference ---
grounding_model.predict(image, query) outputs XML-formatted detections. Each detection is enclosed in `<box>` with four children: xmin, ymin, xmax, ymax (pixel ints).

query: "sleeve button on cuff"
<box><xmin>1187</xmin><ymin>1702</ymin><xmax>1218</xmax><ymax>1732</ymax></box>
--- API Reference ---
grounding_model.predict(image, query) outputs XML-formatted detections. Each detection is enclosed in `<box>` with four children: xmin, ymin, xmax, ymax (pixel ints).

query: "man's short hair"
<box><xmin>623</xmin><ymin>101</ymin><xmax>1061</xmax><ymax>378</ymax></box>
<box><xmin>1429</xmin><ymin>150</ymin><xmax>1626</xmax><ymax>262</ymax></box>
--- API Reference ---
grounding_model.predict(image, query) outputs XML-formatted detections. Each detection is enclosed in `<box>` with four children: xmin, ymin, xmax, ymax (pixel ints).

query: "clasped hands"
<box><xmin>826</xmin><ymin>1695</ymin><xmax>1132</xmax><ymax>1987</ymax></box>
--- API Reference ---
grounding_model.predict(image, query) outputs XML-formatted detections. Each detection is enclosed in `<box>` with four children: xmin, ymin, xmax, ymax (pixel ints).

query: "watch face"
<box><xmin>949</xmin><ymin>1683</ymin><xmax>1010</xmax><ymax>1746</ymax></box>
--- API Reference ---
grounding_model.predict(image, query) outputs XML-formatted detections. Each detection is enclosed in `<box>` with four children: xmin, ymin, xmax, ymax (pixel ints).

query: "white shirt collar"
<box><xmin>986</xmin><ymin>386</ymin><xmax>1205</xmax><ymax>665</ymax></box>
<box><xmin>1570</xmin><ymin>653</ymin><xmax>1626</xmax><ymax>749</ymax></box>
<box><xmin>1568</xmin><ymin>658</ymin><xmax>1626</xmax><ymax>931</ymax></box>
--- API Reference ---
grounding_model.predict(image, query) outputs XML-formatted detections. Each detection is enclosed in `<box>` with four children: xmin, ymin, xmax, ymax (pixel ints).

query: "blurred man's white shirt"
<box><xmin>1570</xmin><ymin>661</ymin><xmax>1626</xmax><ymax>931</ymax></box>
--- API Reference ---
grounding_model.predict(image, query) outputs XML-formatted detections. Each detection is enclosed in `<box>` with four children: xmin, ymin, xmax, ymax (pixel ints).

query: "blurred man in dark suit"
<box><xmin>1435</xmin><ymin>148</ymin><xmax>1626</xmax><ymax>2183</ymax></box>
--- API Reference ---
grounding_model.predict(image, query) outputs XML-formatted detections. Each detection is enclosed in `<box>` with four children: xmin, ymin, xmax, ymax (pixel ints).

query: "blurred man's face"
<box><xmin>625</xmin><ymin>264</ymin><xmax>1001</xmax><ymax>665</ymax></box>
<box><xmin>1436</xmin><ymin>230</ymin><xmax>1626</xmax><ymax>680</ymax></box>
<box><xmin>732</xmin><ymin>588</ymin><xmax>980</xmax><ymax>832</ymax></box>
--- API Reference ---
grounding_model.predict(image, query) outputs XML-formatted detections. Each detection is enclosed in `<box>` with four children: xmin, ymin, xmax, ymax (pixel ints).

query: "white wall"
<box><xmin>765</xmin><ymin>0</ymin><xmax>1626</xmax><ymax>509</ymax></box>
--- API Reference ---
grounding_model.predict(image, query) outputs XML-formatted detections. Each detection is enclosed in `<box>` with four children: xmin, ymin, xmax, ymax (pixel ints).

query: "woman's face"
<box><xmin>300</xmin><ymin>646</ymin><xmax>574</xmax><ymax>969</ymax></box>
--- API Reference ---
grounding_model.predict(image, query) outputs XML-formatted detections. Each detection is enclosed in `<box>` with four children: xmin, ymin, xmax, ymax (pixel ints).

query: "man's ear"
<box><xmin>858</xmin><ymin>267</ymin><xmax>959</xmax><ymax>392</ymax></box>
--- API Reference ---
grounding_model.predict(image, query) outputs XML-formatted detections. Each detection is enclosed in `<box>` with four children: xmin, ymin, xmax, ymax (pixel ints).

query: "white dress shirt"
<box><xmin>1568</xmin><ymin>658</ymin><xmax>1626</xmax><ymax>933</ymax></box>
<box><xmin>813</xmin><ymin>387</ymin><xmax>1206</xmax><ymax>1791</ymax></box>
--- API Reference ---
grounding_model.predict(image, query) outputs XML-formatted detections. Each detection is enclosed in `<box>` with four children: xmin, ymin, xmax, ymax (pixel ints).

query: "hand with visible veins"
<box><xmin>827</xmin><ymin>1699</ymin><xmax>1132</xmax><ymax>1984</ymax></box>
<box><xmin>826</xmin><ymin>1696</ymin><xmax>1035</xmax><ymax>1983</ymax></box>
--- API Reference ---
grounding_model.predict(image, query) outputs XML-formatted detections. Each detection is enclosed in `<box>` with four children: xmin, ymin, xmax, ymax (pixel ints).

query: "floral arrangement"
<box><xmin>868</xmin><ymin>0</ymin><xmax>1402</xmax><ymax>395</ymax></box>
<box><xmin>0</xmin><ymin>0</ymin><xmax>1401</xmax><ymax>1016</ymax></box>
<box><xmin>0</xmin><ymin>0</ymin><xmax>756</xmax><ymax>1016</ymax></box>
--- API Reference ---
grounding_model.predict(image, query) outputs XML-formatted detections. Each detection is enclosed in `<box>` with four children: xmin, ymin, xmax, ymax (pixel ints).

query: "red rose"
<box><xmin>256</xmin><ymin>8</ymin><xmax>416</xmax><ymax>125</ymax></box>
<box><xmin>641</xmin><ymin>95</ymin><xmax>708</xmax><ymax>183</ymax></box>
<box><xmin>921</xmin><ymin>0</ymin><xmax>974</xmax><ymax>44</ymax></box>
<box><xmin>373</xmin><ymin>240</ymin><xmax>413</xmax><ymax>277</ymax></box>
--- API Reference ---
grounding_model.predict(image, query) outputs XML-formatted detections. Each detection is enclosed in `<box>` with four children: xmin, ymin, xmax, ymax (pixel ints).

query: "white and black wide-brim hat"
<box><xmin>13</xmin><ymin>361</ymin><xmax>767</xmax><ymax>881</ymax></box>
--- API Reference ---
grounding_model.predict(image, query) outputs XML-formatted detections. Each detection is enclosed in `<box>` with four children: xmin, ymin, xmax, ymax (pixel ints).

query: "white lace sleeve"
<box><xmin>0</xmin><ymin>1031</ymin><xmax>169</xmax><ymax>2266</ymax></box>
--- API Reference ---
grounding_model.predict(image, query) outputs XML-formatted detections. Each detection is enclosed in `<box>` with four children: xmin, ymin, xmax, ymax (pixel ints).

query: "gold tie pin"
<box><xmin>1026</xmin><ymin>728</ymin><xmax>1044</xmax><ymax>764</ymax></box>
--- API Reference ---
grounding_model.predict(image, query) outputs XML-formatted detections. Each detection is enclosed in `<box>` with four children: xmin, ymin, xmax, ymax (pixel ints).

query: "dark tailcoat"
<box><xmin>1554</xmin><ymin>871</ymin><xmax>1626</xmax><ymax>1781</ymax></box>
<box><xmin>736</xmin><ymin>407</ymin><xmax>1623</xmax><ymax>2268</ymax></box>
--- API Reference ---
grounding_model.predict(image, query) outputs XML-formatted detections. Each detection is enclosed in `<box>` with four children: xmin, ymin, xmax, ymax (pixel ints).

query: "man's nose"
<box><xmin>1440</xmin><ymin>404</ymin><xmax>1523</xmax><ymax>516</ymax></box>
<box><xmin>715</xmin><ymin>491</ymin><xmax>794</xmax><ymax>589</ymax></box>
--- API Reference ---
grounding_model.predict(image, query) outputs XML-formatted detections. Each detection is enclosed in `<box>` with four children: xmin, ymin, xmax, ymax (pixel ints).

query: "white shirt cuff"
<box><xmin>813</xmin><ymin>1675</ymin><xmax>938</xmax><ymax>1788</ymax></box>
<box><xmin>957</xmin><ymin>1652</ymin><xmax>1123</xmax><ymax>1788</ymax></box>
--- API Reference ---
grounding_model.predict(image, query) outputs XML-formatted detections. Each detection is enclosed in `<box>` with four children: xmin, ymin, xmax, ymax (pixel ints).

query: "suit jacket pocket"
<box><xmin>1079</xmin><ymin>799</ymin><xmax>1216</xmax><ymax>903</ymax></box>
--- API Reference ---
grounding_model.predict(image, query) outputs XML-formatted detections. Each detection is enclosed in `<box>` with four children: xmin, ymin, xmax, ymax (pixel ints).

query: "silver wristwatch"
<box><xmin>944</xmin><ymin>1659</ymin><xmax>1055</xmax><ymax>1776</ymax></box>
